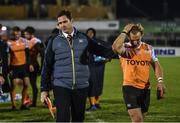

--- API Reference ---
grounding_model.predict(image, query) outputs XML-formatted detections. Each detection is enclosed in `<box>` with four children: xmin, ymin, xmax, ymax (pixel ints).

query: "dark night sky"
<box><xmin>116</xmin><ymin>0</ymin><xmax>180</xmax><ymax>20</ymax></box>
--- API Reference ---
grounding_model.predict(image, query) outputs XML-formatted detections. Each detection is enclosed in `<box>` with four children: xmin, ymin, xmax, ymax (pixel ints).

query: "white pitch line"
<box><xmin>85</xmin><ymin>111</ymin><xmax>105</xmax><ymax>122</ymax></box>
<box><xmin>146</xmin><ymin>115</ymin><xmax>180</xmax><ymax>118</ymax></box>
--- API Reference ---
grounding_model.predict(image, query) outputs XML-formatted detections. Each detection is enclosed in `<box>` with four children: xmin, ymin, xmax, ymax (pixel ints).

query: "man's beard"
<box><xmin>130</xmin><ymin>40</ymin><xmax>140</xmax><ymax>48</ymax></box>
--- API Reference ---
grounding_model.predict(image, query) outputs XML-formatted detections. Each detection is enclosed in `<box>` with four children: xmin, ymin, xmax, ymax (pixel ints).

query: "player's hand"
<box><xmin>29</xmin><ymin>65</ymin><xmax>34</xmax><ymax>72</ymax></box>
<box><xmin>0</xmin><ymin>76</ymin><xmax>5</xmax><ymax>85</ymax></box>
<box><xmin>123</xmin><ymin>23</ymin><xmax>135</xmax><ymax>34</ymax></box>
<box><xmin>105</xmin><ymin>58</ymin><xmax>111</xmax><ymax>63</ymax></box>
<box><xmin>41</xmin><ymin>91</ymin><xmax>49</xmax><ymax>103</ymax></box>
<box><xmin>157</xmin><ymin>82</ymin><xmax>166</xmax><ymax>99</ymax></box>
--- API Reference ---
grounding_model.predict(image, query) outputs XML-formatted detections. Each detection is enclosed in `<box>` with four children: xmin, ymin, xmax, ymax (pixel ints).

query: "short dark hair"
<box><xmin>24</xmin><ymin>26</ymin><xmax>36</xmax><ymax>34</ymax></box>
<box><xmin>86</xmin><ymin>28</ymin><xmax>96</xmax><ymax>37</ymax></box>
<box><xmin>57</xmin><ymin>10</ymin><xmax>72</xmax><ymax>20</ymax></box>
<box><xmin>12</xmin><ymin>26</ymin><xmax>21</xmax><ymax>32</ymax></box>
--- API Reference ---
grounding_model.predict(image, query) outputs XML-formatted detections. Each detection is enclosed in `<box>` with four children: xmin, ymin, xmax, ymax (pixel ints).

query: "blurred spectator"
<box><xmin>61</xmin><ymin>0</ymin><xmax>71</xmax><ymax>6</ymax></box>
<box><xmin>8</xmin><ymin>26</ymin><xmax>31</xmax><ymax>110</ymax></box>
<box><xmin>11</xmin><ymin>0</ymin><xmax>25</xmax><ymax>5</ymax></box>
<box><xmin>0</xmin><ymin>0</ymin><xmax>25</xmax><ymax>5</ymax></box>
<box><xmin>102</xmin><ymin>0</ymin><xmax>111</xmax><ymax>6</ymax></box>
<box><xmin>0</xmin><ymin>25</ymin><xmax>10</xmax><ymax>94</ymax></box>
<box><xmin>39</xmin><ymin>0</ymin><xmax>57</xmax><ymax>18</ymax></box>
<box><xmin>79</xmin><ymin>0</ymin><xmax>89</xmax><ymax>6</ymax></box>
<box><xmin>24</xmin><ymin>26</ymin><xmax>44</xmax><ymax>107</ymax></box>
<box><xmin>86</xmin><ymin>28</ymin><xmax>110</xmax><ymax>111</ymax></box>
<box><xmin>44</xmin><ymin>28</ymin><xmax>59</xmax><ymax>47</ymax></box>
<box><xmin>0</xmin><ymin>24</ymin><xmax>2</xmax><ymax>31</ymax></box>
<box><xmin>40</xmin><ymin>0</ymin><xmax>56</xmax><ymax>4</ymax></box>
<box><xmin>24</xmin><ymin>0</ymin><xmax>34</xmax><ymax>18</ymax></box>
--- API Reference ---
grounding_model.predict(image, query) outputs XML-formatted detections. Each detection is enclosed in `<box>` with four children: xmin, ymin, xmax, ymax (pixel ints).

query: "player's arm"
<box><xmin>0</xmin><ymin>58</ymin><xmax>4</xmax><ymax>85</ymax></box>
<box><xmin>0</xmin><ymin>76</ymin><xmax>4</xmax><ymax>85</ymax></box>
<box><xmin>34</xmin><ymin>41</ymin><xmax>45</xmax><ymax>73</ymax></box>
<box><xmin>112</xmin><ymin>32</ymin><xmax>126</xmax><ymax>54</ymax></box>
<box><xmin>0</xmin><ymin>62</ymin><xmax>4</xmax><ymax>95</ymax></box>
<box><xmin>150</xmin><ymin>49</ymin><xmax>166</xmax><ymax>99</ymax></box>
<box><xmin>112</xmin><ymin>23</ymin><xmax>134</xmax><ymax>54</ymax></box>
<box><xmin>25</xmin><ymin>40</ymin><xmax>34</xmax><ymax>72</ymax></box>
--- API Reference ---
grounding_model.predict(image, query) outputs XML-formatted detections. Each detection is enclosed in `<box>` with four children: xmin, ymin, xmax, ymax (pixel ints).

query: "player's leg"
<box><xmin>20</xmin><ymin>66</ymin><xmax>30</xmax><ymax>109</ymax></box>
<box><xmin>10</xmin><ymin>78</ymin><xmax>22</xmax><ymax>110</ymax></box>
<box><xmin>141</xmin><ymin>89</ymin><xmax>151</xmax><ymax>118</ymax></box>
<box><xmin>122</xmin><ymin>86</ymin><xmax>144</xmax><ymax>122</ymax></box>
<box><xmin>29</xmin><ymin>71</ymin><xmax>38</xmax><ymax>107</ymax></box>
<box><xmin>10</xmin><ymin>67</ymin><xmax>22</xmax><ymax>110</ymax></box>
<box><xmin>128</xmin><ymin>108</ymin><xmax>143</xmax><ymax>122</ymax></box>
<box><xmin>95</xmin><ymin>96</ymin><xmax>101</xmax><ymax>109</ymax></box>
<box><xmin>21</xmin><ymin>76</ymin><xmax>30</xmax><ymax>109</ymax></box>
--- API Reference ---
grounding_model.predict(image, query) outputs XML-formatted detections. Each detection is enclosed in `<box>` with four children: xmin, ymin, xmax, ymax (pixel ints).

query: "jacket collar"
<box><xmin>59</xmin><ymin>27</ymin><xmax>78</xmax><ymax>38</ymax></box>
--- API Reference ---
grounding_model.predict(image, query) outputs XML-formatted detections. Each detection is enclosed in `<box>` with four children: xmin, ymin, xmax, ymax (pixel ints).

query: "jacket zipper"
<box><xmin>71</xmin><ymin>48</ymin><xmax>75</xmax><ymax>89</ymax></box>
<box><xmin>67</xmin><ymin>39</ymin><xmax>76</xmax><ymax>90</ymax></box>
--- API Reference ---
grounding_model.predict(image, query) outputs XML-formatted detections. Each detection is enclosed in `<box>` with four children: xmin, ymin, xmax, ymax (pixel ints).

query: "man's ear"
<box><xmin>136</xmin><ymin>23</ymin><xmax>144</xmax><ymax>36</ymax></box>
<box><xmin>56</xmin><ymin>25</ymin><xmax>58</xmax><ymax>28</ymax></box>
<box><xmin>71</xmin><ymin>18</ymin><xmax>73</xmax><ymax>23</ymax></box>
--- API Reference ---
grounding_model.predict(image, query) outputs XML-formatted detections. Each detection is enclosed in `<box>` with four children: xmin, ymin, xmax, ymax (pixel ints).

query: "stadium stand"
<box><xmin>47</xmin><ymin>5</ymin><xmax>109</xmax><ymax>20</ymax></box>
<box><xmin>0</xmin><ymin>0</ymin><xmax>180</xmax><ymax>47</ymax></box>
<box><xmin>0</xmin><ymin>5</ymin><xmax>27</xmax><ymax>19</ymax></box>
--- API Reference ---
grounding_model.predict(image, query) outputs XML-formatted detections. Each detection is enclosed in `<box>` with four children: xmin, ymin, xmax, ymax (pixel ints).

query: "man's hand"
<box><xmin>41</xmin><ymin>91</ymin><xmax>49</xmax><ymax>103</ymax></box>
<box><xmin>0</xmin><ymin>76</ymin><xmax>5</xmax><ymax>85</ymax></box>
<box><xmin>112</xmin><ymin>23</ymin><xmax>135</xmax><ymax>55</ymax></box>
<box><xmin>157</xmin><ymin>82</ymin><xmax>166</xmax><ymax>99</ymax></box>
<box><xmin>122</xmin><ymin>23</ymin><xmax>135</xmax><ymax>34</ymax></box>
<box><xmin>29</xmin><ymin>64</ymin><xmax>34</xmax><ymax>72</ymax></box>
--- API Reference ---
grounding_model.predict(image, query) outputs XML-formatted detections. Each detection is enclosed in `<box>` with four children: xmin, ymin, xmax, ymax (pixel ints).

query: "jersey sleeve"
<box><xmin>151</xmin><ymin>47</ymin><xmax>158</xmax><ymax>62</ymax></box>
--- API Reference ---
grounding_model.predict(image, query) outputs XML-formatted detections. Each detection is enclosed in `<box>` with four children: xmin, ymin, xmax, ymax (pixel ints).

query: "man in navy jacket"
<box><xmin>40</xmin><ymin>10</ymin><xmax>114</xmax><ymax>122</ymax></box>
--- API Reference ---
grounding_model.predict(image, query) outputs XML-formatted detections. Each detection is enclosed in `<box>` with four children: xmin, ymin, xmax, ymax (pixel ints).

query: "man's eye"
<box><xmin>58</xmin><ymin>21</ymin><xmax>67</xmax><ymax>25</ymax></box>
<box><xmin>57</xmin><ymin>22</ymin><xmax>61</xmax><ymax>25</ymax></box>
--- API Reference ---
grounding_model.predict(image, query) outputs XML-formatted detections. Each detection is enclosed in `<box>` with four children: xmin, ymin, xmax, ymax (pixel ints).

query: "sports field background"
<box><xmin>0</xmin><ymin>57</ymin><xmax>180</xmax><ymax>122</ymax></box>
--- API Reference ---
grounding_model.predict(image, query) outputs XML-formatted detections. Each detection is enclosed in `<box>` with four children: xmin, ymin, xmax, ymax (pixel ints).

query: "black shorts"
<box><xmin>122</xmin><ymin>86</ymin><xmax>150</xmax><ymax>113</ymax></box>
<box><xmin>10</xmin><ymin>65</ymin><xmax>29</xmax><ymax>79</ymax></box>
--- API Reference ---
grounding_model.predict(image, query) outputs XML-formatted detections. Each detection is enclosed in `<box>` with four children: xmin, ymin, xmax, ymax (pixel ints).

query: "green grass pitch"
<box><xmin>0</xmin><ymin>57</ymin><xmax>180</xmax><ymax>122</ymax></box>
